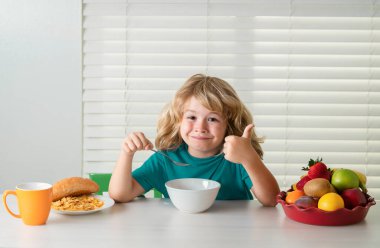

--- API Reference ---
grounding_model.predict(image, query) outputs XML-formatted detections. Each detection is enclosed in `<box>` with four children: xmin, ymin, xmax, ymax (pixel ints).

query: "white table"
<box><xmin>1</xmin><ymin>197</ymin><xmax>378</xmax><ymax>248</ymax></box>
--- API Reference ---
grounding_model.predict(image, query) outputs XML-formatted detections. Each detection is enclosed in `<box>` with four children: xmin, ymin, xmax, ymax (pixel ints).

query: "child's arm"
<box><xmin>108</xmin><ymin>132</ymin><xmax>153</xmax><ymax>203</ymax></box>
<box><xmin>223</xmin><ymin>124</ymin><xmax>280</xmax><ymax>207</ymax></box>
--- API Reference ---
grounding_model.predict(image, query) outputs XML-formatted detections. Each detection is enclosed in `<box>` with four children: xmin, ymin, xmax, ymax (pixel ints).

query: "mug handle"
<box><xmin>2</xmin><ymin>190</ymin><xmax>21</xmax><ymax>218</ymax></box>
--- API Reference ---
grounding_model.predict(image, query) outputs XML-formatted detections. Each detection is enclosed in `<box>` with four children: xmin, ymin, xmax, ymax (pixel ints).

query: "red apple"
<box><xmin>340</xmin><ymin>188</ymin><xmax>367</xmax><ymax>209</ymax></box>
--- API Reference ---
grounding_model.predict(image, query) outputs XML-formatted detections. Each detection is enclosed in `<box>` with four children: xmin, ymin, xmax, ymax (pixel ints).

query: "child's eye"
<box><xmin>186</xmin><ymin>116</ymin><xmax>196</xmax><ymax>120</ymax></box>
<box><xmin>207</xmin><ymin>117</ymin><xmax>219</xmax><ymax>122</ymax></box>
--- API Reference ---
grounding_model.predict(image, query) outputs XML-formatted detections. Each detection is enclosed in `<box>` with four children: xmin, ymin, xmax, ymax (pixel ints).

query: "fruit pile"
<box><xmin>285</xmin><ymin>158</ymin><xmax>369</xmax><ymax>211</ymax></box>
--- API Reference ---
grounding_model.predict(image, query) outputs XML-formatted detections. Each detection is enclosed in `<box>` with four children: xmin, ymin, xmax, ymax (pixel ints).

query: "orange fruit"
<box><xmin>318</xmin><ymin>192</ymin><xmax>344</xmax><ymax>211</ymax></box>
<box><xmin>285</xmin><ymin>190</ymin><xmax>305</xmax><ymax>204</ymax></box>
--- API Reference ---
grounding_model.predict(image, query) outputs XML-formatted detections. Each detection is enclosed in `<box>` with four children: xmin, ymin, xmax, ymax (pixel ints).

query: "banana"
<box><xmin>352</xmin><ymin>170</ymin><xmax>367</xmax><ymax>193</ymax></box>
<box><xmin>292</xmin><ymin>183</ymin><xmax>297</xmax><ymax>191</ymax></box>
<box><xmin>352</xmin><ymin>170</ymin><xmax>367</xmax><ymax>185</ymax></box>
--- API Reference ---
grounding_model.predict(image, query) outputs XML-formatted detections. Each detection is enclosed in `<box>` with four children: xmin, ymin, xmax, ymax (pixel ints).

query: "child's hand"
<box><xmin>121</xmin><ymin>132</ymin><xmax>153</xmax><ymax>154</ymax></box>
<box><xmin>223</xmin><ymin>124</ymin><xmax>256</xmax><ymax>164</ymax></box>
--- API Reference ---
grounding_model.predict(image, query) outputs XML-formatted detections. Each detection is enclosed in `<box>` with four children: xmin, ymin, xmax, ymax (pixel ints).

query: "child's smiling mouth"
<box><xmin>190</xmin><ymin>135</ymin><xmax>213</xmax><ymax>140</ymax></box>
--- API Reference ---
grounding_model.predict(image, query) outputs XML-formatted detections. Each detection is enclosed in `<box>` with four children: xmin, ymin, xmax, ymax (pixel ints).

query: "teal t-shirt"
<box><xmin>132</xmin><ymin>144</ymin><xmax>254</xmax><ymax>200</ymax></box>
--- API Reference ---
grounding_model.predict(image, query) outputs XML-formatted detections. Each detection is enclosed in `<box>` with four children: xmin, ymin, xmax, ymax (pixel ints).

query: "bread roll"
<box><xmin>52</xmin><ymin>177</ymin><xmax>99</xmax><ymax>201</ymax></box>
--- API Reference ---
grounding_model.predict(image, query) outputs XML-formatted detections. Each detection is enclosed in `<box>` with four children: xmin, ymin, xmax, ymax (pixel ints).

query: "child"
<box><xmin>109</xmin><ymin>74</ymin><xmax>280</xmax><ymax>206</ymax></box>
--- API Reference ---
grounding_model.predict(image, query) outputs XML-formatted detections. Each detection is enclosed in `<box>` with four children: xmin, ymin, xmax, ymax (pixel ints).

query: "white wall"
<box><xmin>0</xmin><ymin>0</ymin><xmax>82</xmax><ymax>191</ymax></box>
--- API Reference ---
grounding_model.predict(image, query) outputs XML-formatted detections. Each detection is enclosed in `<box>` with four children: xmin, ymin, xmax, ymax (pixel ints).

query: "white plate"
<box><xmin>51</xmin><ymin>195</ymin><xmax>115</xmax><ymax>215</ymax></box>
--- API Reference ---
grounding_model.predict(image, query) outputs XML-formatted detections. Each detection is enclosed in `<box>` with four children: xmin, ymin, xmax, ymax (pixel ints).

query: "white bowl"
<box><xmin>165</xmin><ymin>178</ymin><xmax>221</xmax><ymax>213</ymax></box>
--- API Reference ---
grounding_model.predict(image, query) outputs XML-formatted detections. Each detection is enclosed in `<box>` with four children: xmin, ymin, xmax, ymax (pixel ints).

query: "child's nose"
<box><xmin>194</xmin><ymin>119</ymin><xmax>208</xmax><ymax>133</ymax></box>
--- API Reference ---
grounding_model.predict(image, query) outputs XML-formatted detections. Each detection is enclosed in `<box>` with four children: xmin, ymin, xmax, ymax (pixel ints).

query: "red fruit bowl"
<box><xmin>277</xmin><ymin>191</ymin><xmax>376</xmax><ymax>226</ymax></box>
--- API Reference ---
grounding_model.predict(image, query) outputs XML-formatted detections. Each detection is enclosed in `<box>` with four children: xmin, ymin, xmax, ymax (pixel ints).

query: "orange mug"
<box><xmin>2</xmin><ymin>182</ymin><xmax>52</xmax><ymax>225</ymax></box>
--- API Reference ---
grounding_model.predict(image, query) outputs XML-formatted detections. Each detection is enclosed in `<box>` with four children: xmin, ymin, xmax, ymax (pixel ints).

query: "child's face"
<box><xmin>180</xmin><ymin>96</ymin><xmax>227</xmax><ymax>158</ymax></box>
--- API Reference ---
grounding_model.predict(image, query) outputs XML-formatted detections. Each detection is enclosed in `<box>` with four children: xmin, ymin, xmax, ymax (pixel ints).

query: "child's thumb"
<box><xmin>241</xmin><ymin>124</ymin><xmax>254</xmax><ymax>139</ymax></box>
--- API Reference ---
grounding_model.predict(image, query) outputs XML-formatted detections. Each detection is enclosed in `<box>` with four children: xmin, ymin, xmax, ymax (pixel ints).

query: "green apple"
<box><xmin>331</xmin><ymin>169</ymin><xmax>359</xmax><ymax>192</ymax></box>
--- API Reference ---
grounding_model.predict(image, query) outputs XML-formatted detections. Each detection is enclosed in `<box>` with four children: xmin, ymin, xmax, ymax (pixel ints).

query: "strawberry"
<box><xmin>318</xmin><ymin>171</ymin><xmax>331</xmax><ymax>181</ymax></box>
<box><xmin>296</xmin><ymin>175</ymin><xmax>311</xmax><ymax>191</ymax></box>
<box><xmin>302</xmin><ymin>157</ymin><xmax>331</xmax><ymax>180</ymax></box>
<box><xmin>308</xmin><ymin>162</ymin><xmax>328</xmax><ymax>179</ymax></box>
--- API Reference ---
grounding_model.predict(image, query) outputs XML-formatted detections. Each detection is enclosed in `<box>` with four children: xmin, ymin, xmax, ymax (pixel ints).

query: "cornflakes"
<box><xmin>51</xmin><ymin>195</ymin><xmax>104</xmax><ymax>211</ymax></box>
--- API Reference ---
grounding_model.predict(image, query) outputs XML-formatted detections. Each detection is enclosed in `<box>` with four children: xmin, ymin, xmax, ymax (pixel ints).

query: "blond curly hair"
<box><xmin>155</xmin><ymin>74</ymin><xmax>264</xmax><ymax>158</ymax></box>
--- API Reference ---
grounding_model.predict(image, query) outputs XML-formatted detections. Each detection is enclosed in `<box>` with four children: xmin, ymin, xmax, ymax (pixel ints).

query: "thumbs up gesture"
<box><xmin>223</xmin><ymin>124</ymin><xmax>255</xmax><ymax>164</ymax></box>
<box><xmin>241</xmin><ymin>124</ymin><xmax>254</xmax><ymax>139</ymax></box>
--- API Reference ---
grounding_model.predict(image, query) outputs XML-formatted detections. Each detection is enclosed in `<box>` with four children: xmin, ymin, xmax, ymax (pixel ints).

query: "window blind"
<box><xmin>82</xmin><ymin>0</ymin><xmax>380</xmax><ymax>199</ymax></box>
